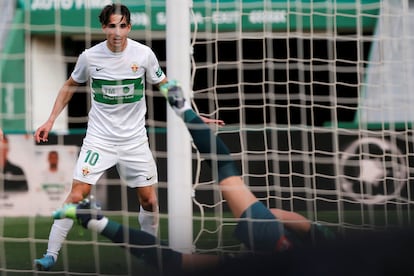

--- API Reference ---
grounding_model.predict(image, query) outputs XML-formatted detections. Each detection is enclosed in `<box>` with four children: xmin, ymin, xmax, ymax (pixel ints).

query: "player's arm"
<box><xmin>200</xmin><ymin>116</ymin><xmax>225</xmax><ymax>126</ymax></box>
<box><xmin>34</xmin><ymin>77</ymin><xmax>80</xmax><ymax>143</ymax></box>
<box><xmin>158</xmin><ymin>79</ymin><xmax>225</xmax><ymax>126</ymax></box>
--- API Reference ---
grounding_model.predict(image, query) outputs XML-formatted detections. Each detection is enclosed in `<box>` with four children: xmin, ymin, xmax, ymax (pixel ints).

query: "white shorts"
<box><xmin>73</xmin><ymin>138</ymin><xmax>158</xmax><ymax>188</ymax></box>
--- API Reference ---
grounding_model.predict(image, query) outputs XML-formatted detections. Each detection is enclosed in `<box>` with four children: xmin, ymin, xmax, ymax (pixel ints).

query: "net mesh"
<box><xmin>0</xmin><ymin>0</ymin><xmax>413</xmax><ymax>274</ymax></box>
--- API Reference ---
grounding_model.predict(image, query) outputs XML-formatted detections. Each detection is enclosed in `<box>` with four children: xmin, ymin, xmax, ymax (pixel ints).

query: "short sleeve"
<box><xmin>146</xmin><ymin>49</ymin><xmax>166</xmax><ymax>84</ymax></box>
<box><xmin>71</xmin><ymin>51</ymin><xmax>89</xmax><ymax>83</ymax></box>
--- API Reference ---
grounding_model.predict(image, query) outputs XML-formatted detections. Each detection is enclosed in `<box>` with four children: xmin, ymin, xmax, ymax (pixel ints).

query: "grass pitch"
<box><xmin>1</xmin><ymin>209</ymin><xmax>412</xmax><ymax>275</ymax></box>
<box><xmin>0</xmin><ymin>214</ymin><xmax>240</xmax><ymax>276</ymax></box>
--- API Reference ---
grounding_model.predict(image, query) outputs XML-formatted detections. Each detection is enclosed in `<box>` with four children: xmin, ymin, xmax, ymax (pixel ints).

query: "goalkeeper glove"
<box><xmin>159</xmin><ymin>80</ymin><xmax>190</xmax><ymax>113</ymax></box>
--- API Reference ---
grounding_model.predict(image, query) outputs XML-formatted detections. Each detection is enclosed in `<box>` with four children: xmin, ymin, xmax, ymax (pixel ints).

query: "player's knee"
<box><xmin>136</xmin><ymin>185</ymin><xmax>158</xmax><ymax>211</ymax></box>
<box><xmin>139</xmin><ymin>196</ymin><xmax>158</xmax><ymax>212</ymax></box>
<box><xmin>66</xmin><ymin>182</ymin><xmax>91</xmax><ymax>203</ymax></box>
<box><xmin>65</xmin><ymin>192</ymin><xmax>85</xmax><ymax>203</ymax></box>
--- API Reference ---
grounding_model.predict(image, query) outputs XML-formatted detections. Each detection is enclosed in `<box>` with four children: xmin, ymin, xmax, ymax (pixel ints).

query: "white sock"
<box><xmin>138</xmin><ymin>206</ymin><xmax>159</xmax><ymax>236</ymax></box>
<box><xmin>87</xmin><ymin>217</ymin><xmax>109</xmax><ymax>233</ymax></box>
<box><xmin>45</xmin><ymin>218</ymin><xmax>74</xmax><ymax>261</ymax></box>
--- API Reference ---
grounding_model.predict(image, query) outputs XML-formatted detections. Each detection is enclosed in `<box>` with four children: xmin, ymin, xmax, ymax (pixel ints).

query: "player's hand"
<box><xmin>201</xmin><ymin>116</ymin><xmax>225</xmax><ymax>126</ymax></box>
<box><xmin>34</xmin><ymin>121</ymin><xmax>54</xmax><ymax>143</ymax></box>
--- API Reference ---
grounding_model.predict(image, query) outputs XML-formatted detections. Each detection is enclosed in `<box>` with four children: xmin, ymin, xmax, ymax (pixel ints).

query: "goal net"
<box><xmin>190</xmin><ymin>0</ymin><xmax>414</xmax><ymax>252</ymax></box>
<box><xmin>1</xmin><ymin>0</ymin><xmax>413</xmax><ymax>274</ymax></box>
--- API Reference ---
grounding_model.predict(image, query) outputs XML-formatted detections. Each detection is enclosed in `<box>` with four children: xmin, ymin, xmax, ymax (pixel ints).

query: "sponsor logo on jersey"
<box><xmin>92</xmin><ymin>78</ymin><xmax>144</xmax><ymax>104</ymax></box>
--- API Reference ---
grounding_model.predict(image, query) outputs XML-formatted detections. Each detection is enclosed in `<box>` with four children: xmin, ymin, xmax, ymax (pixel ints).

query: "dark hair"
<box><xmin>48</xmin><ymin>150</ymin><xmax>58</xmax><ymax>157</ymax></box>
<box><xmin>99</xmin><ymin>4</ymin><xmax>131</xmax><ymax>26</ymax></box>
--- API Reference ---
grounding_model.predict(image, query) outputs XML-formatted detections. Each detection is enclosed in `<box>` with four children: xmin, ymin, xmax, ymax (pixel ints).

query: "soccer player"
<box><xmin>52</xmin><ymin>81</ymin><xmax>334</xmax><ymax>274</ymax></box>
<box><xmin>159</xmin><ymin>81</ymin><xmax>333</xmax><ymax>252</ymax></box>
<box><xmin>33</xmin><ymin>4</ymin><xmax>222</xmax><ymax>271</ymax></box>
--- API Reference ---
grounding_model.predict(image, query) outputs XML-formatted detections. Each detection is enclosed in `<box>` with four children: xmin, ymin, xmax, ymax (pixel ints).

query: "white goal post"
<box><xmin>165</xmin><ymin>0</ymin><xmax>193</xmax><ymax>253</ymax></box>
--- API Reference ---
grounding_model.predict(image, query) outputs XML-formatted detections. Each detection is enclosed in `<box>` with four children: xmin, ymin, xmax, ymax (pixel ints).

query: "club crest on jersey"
<box><xmin>82</xmin><ymin>166</ymin><xmax>91</xmax><ymax>176</ymax></box>
<box><xmin>131</xmin><ymin>63</ymin><xmax>139</xmax><ymax>73</ymax></box>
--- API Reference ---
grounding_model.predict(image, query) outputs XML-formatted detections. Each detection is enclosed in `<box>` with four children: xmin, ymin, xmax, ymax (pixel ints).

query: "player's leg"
<box><xmin>34</xmin><ymin>181</ymin><xmax>91</xmax><ymax>270</ymax></box>
<box><xmin>34</xmin><ymin>140</ymin><xmax>115</xmax><ymax>270</ymax></box>
<box><xmin>269</xmin><ymin>209</ymin><xmax>336</xmax><ymax>244</ymax></box>
<box><xmin>117</xmin><ymin>141</ymin><xmax>159</xmax><ymax>236</ymax></box>
<box><xmin>270</xmin><ymin>209</ymin><xmax>311</xmax><ymax>234</ymax></box>
<box><xmin>216</xmin><ymin>176</ymin><xmax>295</xmax><ymax>251</ymax></box>
<box><xmin>100</xmin><ymin>217</ymin><xmax>180</xmax><ymax>272</ymax></box>
<box><xmin>53</xmin><ymin>200</ymin><xmax>219</xmax><ymax>274</ymax></box>
<box><xmin>161</xmin><ymin>82</ymin><xmax>294</xmax><ymax>252</ymax></box>
<box><xmin>136</xmin><ymin>185</ymin><xmax>159</xmax><ymax>235</ymax></box>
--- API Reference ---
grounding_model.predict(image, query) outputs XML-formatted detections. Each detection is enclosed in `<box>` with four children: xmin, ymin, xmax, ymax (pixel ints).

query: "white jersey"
<box><xmin>71</xmin><ymin>38</ymin><xmax>166</xmax><ymax>144</ymax></box>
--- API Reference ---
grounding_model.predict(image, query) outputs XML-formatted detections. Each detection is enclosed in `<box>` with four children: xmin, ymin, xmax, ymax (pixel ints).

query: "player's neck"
<box><xmin>106</xmin><ymin>39</ymin><xmax>128</xmax><ymax>53</ymax></box>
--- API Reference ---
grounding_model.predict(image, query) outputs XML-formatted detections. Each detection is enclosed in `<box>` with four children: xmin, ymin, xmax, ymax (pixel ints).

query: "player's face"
<box><xmin>48</xmin><ymin>152</ymin><xmax>58</xmax><ymax>166</ymax></box>
<box><xmin>102</xmin><ymin>14</ymin><xmax>131</xmax><ymax>53</ymax></box>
